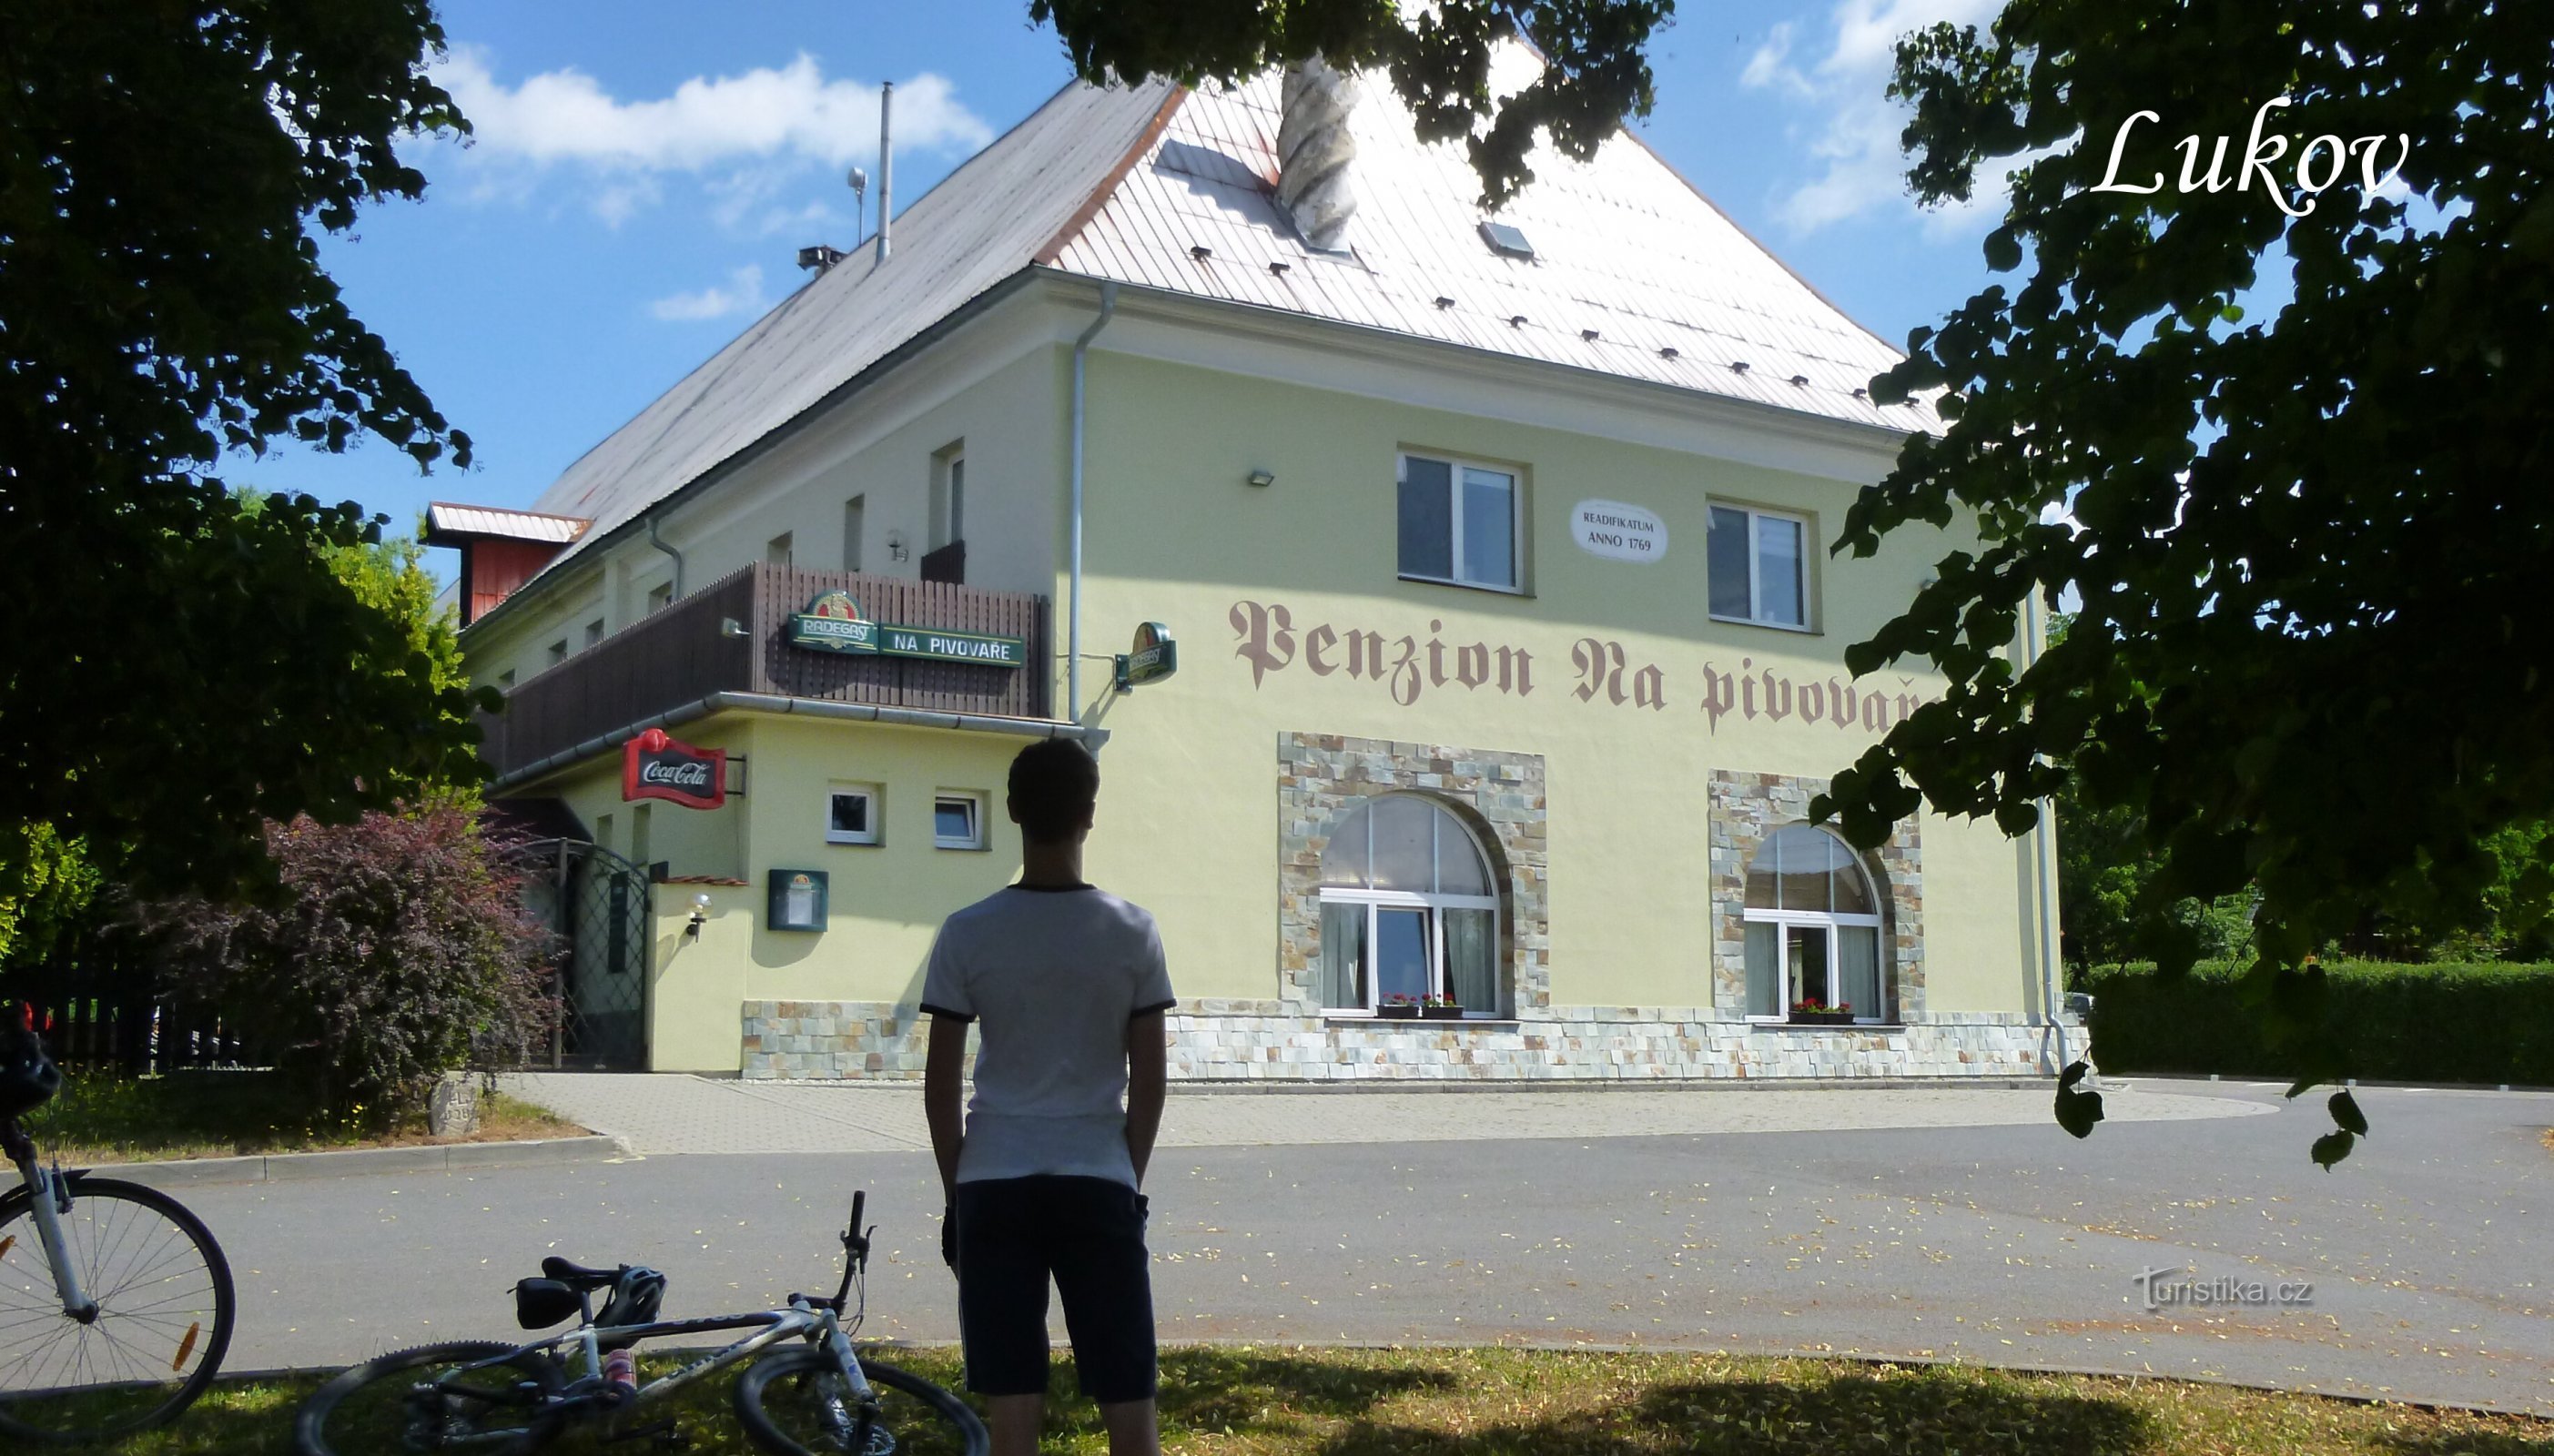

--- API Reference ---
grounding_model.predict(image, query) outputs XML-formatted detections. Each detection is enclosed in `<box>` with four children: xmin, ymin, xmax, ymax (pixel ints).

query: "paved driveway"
<box><xmin>169</xmin><ymin>1079</ymin><xmax>2554</xmax><ymax>1414</ymax></box>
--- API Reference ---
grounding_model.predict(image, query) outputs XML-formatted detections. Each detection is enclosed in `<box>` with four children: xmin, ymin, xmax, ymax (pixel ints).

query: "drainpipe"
<box><xmin>648</xmin><ymin>512</ymin><xmax>684</xmax><ymax>600</ymax></box>
<box><xmin>2022</xmin><ymin>591</ymin><xmax>2068</xmax><ymax>1072</ymax></box>
<box><xmin>1068</xmin><ymin>280</ymin><xmax>1119</xmax><ymax>722</ymax></box>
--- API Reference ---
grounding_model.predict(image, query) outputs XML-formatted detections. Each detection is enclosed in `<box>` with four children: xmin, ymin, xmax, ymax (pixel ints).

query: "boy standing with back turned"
<box><xmin>922</xmin><ymin>739</ymin><xmax>1174</xmax><ymax>1456</ymax></box>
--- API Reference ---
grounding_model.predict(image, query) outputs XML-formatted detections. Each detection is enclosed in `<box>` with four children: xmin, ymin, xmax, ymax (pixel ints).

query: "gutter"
<box><xmin>489</xmin><ymin>692</ymin><xmax>1102</xmax><ymax>794</ymax></box>
<box><xmin>2022</xmin><ymin>592</ymin><xmax>2069</xmax><ymax>1073</ymax></box>
<box><xmin>647</xmin><ymin>513</ymin><xmax>684</xmax><ymax>600</ymax></box>
<box><xmin>1068</xmin><ymin>280</ymin><xmax>1120</xmax><ymax>722</ymax></box>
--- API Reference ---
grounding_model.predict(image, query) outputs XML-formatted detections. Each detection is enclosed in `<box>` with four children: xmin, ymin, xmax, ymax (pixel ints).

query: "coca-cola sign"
<box><xmin>623</xmin><ymin>727</ymin><xmax>726</xmax><ymax>810</ymax></box>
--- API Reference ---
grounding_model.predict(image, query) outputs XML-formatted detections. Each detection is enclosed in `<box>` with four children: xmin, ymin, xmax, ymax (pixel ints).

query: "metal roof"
<box><xmin>511</xmin><ymin>53</ymin><xmax>1923</xmax><ymax>597</ymax></box>
<box><xmin>1051</xmin><ymin>61</ymin><xmax>1921</xmax><ymax>430</ymax></box>
<box><xmin>424</xmin><ymin>501</ymin><xmax>591</xmax><ymax>544</ymax></box>
<box><xmin>519</xmin><ymin>78</ymin><xmax>1180</xmax><ymax>578</ymax></box>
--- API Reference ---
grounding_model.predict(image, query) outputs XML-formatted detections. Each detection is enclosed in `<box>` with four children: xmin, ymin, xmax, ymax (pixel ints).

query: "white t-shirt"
<box><xmin>920</xmin><ymin>884</ymin><xmax>1175</xmax><ymax>1188</ymax></box>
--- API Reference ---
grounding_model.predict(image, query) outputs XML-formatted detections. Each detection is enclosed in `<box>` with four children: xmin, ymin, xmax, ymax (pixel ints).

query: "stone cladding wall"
<box><xmin>739</xmin><ymin>997</ymin><xmax>2066</xmax><ymax>1081</ymax></box>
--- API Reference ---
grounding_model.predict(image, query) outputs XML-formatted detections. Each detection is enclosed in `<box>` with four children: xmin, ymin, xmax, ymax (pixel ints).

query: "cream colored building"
<box><xmin>440</xmin><ymin>56</ymin><xmax>2070</xmax><ymax>1083</ymax></box>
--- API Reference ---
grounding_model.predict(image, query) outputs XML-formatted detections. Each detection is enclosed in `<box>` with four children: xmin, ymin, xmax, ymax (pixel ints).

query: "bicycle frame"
<box><xmin>1</xmin><ymin>1120</ymin><xmax>94</xmax><ymax>1322</ymax></box>
<box><xmin>428</xmin><ymin>1299</ymin><xmax>876</xmax><ymax>1434</ymax></box>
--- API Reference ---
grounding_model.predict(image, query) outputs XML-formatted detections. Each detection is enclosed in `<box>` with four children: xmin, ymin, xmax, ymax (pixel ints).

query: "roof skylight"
<box><xmin>1478</xmin><ymin>220</ymin><xmax>1535</xmax><ymax>259</ymax></box>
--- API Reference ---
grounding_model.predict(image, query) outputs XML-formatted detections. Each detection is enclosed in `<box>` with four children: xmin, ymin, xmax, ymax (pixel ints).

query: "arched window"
<box><xmin>1743</xmin><ymin>825</ymin><xmax>1885</xmax><ymax>1022</ymax></box>
<box><xmin>1318</xmin><ymin>795</ymin><xmax>1501</xmax><ymax>1015</ymax></box>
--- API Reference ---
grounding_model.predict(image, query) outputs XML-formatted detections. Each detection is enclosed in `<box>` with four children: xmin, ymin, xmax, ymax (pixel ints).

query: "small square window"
<box><xmin>933</xmin><ymin>794</ymin><xmax>985</xmax><ymax>850</ymax></box>
<box><xmin>584</xmin><ymin>618</ymin><xmax>605</xmax><ymax>649</ymax></box>
<box><xmin>547</xmin><ymin>640</ymin><xmax>568</xmax><ymax>667</ymax></box>
<box><xmin>1397</xmin><ymin>452</ymin><xmax>1519</xmax><ymax>592</ymax></box>
<box><xmin>1708</xmin><ymin>503</ymin><xmax>1812</xmax><ymax>631</ymax></box>
<box><xmin>826</xmin><ymin>786</ymin><xmax>880</xmax><ymax>846</ymax></box>
<box><xmin>766</xmin><ymin>532</ymin><xmax>794</xmax><ymax>567</ymax></box>
<box><xmin>496</xmin><ymin>669</ymin><xmax>516</xmax><ymax>690</ymax></box>
<box><xmin>645</xmin><ymin>581</ymin><xmax>673</xmax><ymax>616</ymax></box>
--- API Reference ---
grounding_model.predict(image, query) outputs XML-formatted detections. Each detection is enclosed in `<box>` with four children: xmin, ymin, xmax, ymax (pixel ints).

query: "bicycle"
<box><xmin>294</xmin><ymin>1189</ymin><xmax>989</xmax><ymax>1456</ymax></box>
<box><xmin>0</xmin><ymin>1018</ymin><xmax>238</xmax><ymax>1444</ymax></box>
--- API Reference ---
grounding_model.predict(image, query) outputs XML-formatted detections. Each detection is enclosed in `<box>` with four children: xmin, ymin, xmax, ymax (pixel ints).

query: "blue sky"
<box><xmin>240</xmin><ymin>0</ymin><xmax>2004</xmax><ymax>568</ymax></box>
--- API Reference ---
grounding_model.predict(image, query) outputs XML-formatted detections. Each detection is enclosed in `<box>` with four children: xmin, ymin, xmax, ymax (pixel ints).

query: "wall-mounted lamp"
<box><xmin>885</xmin><ymin>531</ymin><xmax>910</xmax><ymax>562</ymax></box>
<box><xmin>1245</xmin><ymin>469</ymin><xmax>1275</xmax><ymax>489</ymax></box>
<box><xmin>684</xmin><ymin>890</ymin><xmax>713</xmax><ymax>939</ymax></box>
<box><xmin>719</xmin><ymin>617</ymin><xmax>750</xmax><ymax>639</ymax></box>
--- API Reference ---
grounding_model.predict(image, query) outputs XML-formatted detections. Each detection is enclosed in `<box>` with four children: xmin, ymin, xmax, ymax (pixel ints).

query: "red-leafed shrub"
<box><xmin>148</xmin><ymin>808</ymin><xmax>557</xmax><ymax>1125</ymax></box>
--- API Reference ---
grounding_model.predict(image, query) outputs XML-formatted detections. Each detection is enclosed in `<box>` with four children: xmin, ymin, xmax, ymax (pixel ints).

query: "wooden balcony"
<box><xmin>481</xmin><ymin>562</ymin><xmax>1052</xmax><ymax>781</ymax></box>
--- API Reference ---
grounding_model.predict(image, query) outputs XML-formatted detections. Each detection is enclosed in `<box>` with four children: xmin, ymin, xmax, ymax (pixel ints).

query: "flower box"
<box><xmin>1787</xmin><ymin>1009</ymin><xmax>1856</xmax><ymax>1026</ymax></box>
<box><xmin>1421</xmin><ymin>1005</ymin><xmax>1468</xmax><ymax>1021</ymax></box>
<box><xmin>1376</xmin><ymin>1004</ymin><xmax>1420</xmax><ymax>1020</ymax></box>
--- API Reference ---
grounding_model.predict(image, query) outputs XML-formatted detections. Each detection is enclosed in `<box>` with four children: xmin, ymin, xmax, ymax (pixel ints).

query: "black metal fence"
<box><xmin>12</xmin><ymin>992</ymin><xmax>254</xmax><ymax>1076</ymax></box>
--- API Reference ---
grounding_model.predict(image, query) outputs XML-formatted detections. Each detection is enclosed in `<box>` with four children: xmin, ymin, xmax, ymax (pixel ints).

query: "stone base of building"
<box><xmin>737</xmin><ymin>999</ymin><xmax>2074</xmax><ymax>1082</ymax></box>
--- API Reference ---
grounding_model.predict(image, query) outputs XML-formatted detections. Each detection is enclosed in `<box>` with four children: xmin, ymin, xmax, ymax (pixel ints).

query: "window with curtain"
<box><xmin>1740</xmin><ymin>824</ymin><xmax>1885</xmax><ymax>1021</ymax></box>
<box><xmin>1317</xmin><ymin>795</ymin><xmax>1502</xmax><ymax>1014</ymax></box>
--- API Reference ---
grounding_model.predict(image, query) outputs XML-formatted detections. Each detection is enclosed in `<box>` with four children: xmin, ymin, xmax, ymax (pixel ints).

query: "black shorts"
<box><xmin>954</xmin><ymin>1175</ymin><xmax>1156</xmax><ymax>1402</ymax></box>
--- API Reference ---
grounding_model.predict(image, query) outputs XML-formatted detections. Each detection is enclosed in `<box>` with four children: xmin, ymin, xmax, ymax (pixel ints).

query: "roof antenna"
<box><xmin>874</xmin><ymin>81</ymin><xmax>894</xmax><ymax>264</ymax></box>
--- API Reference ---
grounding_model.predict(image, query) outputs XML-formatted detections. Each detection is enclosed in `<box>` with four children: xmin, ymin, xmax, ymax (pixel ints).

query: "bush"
<box><xmin>2086</xmin><ymin>960</ymin><xmax>2554</xmax><ymax>1085</ymax></box>
<box><xmin>146</xmin><ymin>808</ymin><xmax>558</xmax><ymax>1126</ymax></box>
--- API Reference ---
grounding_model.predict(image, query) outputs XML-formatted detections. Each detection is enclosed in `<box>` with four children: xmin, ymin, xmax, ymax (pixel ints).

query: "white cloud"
<box><xmin>649</xmin><ymin>265</ymin><xmax>768</xmax><ymax>322</ymax></box>
<box><xmin>1740</xmin><ymin>0</ymin><xmax>2003</xmax><ymax>234</ymax></box>
<box><xmin>430</xmin><ymin>47</ymin><xmax>991</xmax><ymax>224</ymax></box>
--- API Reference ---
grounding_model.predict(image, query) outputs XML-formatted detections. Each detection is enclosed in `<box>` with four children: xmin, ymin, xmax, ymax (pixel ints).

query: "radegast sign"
<box><xmin>1227</xmin><ymin>598</ymin><xmax>1930</xmax><ymax>735</ymax></box>
<box><xmin>1114</xmin><ymin>622</ymin><xmax>1178</xmax><ymax>692</ymax></box>
<box><xmin>623</xmin><ymin>727</ymin><xmax>727</xmax><ymax>810</ymax></box>
<box><xmin>786</xmin><ymin>591</ymin><xmax>1026</xmax><ymax>669</ymax></box>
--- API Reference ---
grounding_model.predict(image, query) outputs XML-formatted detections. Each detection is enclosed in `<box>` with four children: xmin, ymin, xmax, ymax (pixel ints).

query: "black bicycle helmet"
<box><xmin>595</xmin><ymin>1266</ymin><xmax>666</xmax><ymax>1328</ymax></box>
<box><xmin>0</xmin><ymin>1017</ymin><xmax>60</xmax><ymax>1118</ymax></box>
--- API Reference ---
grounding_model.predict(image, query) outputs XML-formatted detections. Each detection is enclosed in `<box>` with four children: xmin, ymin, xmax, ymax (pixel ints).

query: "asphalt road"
<box><xmin>177</xmin><ymin>1080</ymin><xmax>2554</xmax><ymax>1412</ymax></box>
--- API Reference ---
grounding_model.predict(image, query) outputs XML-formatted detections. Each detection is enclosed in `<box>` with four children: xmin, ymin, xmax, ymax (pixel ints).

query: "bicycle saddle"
<box><xmin>541</xmin><ymin>1256</ymin><xmax>626</xmax><ymax>1289</ymax></box>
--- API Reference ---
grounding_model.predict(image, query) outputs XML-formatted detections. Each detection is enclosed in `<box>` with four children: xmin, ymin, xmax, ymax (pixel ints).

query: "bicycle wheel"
<box><xmin>735</xmin><ymin>1347</ymin><xmax>988</xmax><ymax>1456</ymax></box>
<box><xmin>295</xmin><ymin>1340</ymin><xmax>562</xmax><ymax>1456</ymax></box>
<box><xmin>0</xmin><ymin>1175</ymin><xmax>236</xmax><ymax>1444</ymax></box>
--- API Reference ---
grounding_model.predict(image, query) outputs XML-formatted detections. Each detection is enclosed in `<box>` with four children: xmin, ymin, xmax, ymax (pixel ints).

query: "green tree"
<box><xmin>0</xmin><ymin>3</ymin><xmax>492</xmax><ymax>905</ymax></box>
<box><xmin>1029</xmin><ymin>0</ymin><xmax>1676</xmax><ymax>206</ymax></box>
<box><xmin>1814</xmin><ymin>1</ymin><xmax>2553</xmax><ymax>1161</ymax></box>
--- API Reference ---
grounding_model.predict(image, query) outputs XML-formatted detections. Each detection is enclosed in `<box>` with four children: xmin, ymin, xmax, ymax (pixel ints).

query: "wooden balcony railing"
<box><xmin>481</xmin><ymin>562</ymin><xmax>1051</xmax><ymax>780</ymax></box>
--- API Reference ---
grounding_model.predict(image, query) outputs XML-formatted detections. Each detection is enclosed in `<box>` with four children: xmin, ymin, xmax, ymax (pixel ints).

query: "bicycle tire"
<box><xmin>735</xmin><ymin>1347</ymin><xmax>988</xmax><ymax>1456</ymax></box>
<box><xmin>0</xmin><ymin>1174</ymin><xmax>237</xmax><ymax>1445</ymax></box>
<box><xmin>295</xmin><ymin>1340</ymin><xmax>562</xmax><ymax>1456</ymax></box>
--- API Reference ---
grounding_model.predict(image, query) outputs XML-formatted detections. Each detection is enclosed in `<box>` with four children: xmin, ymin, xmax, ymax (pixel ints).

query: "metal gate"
<box><xmin>513</xmin><ymin>838</ymin><xmax>651</xmax><ymax>1069</ymax></box>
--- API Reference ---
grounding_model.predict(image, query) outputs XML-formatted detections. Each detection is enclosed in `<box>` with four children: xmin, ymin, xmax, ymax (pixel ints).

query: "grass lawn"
<box><xmin>90</xmin><ymin>1345</ymin><xmax>2554</xmax><ymax>1456</ymax></box>
<box><xmin>20</xmin><ymin>1069</ymin><xmax>585</xmax><ymax>1163</ymax></box>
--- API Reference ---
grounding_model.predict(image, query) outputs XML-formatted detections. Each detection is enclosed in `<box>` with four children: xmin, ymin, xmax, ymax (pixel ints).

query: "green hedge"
<box><xmin>2085</xmin><ymin>959</ymin><xmax>2554</xmax><ymax>1086</ymax></box>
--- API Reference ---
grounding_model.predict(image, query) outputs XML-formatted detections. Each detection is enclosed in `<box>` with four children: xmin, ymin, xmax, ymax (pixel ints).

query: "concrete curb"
<box><xmin>90</xmin><ymin>1135</ymin><xmax>630</xmax><ymax>1188</ymax></box>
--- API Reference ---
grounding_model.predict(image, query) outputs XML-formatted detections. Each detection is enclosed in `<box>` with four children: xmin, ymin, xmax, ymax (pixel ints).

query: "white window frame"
<box><xmin>1708</xmin><ymin>502</ymin><xmax>1815</xmax><ymax>632</ymax></box>
<box><xmin>1397</xmin><ymin>450</ymin><xmax>1524</xmax><ymax>595</ymax></box>
<box><xmin>1740</xmin><ymin>911</ymin><xmax>1887</xmax><ymax>1025</ymax></box>
<box><xmin>932</xmin><ymin>793</ymin><xmax>986</xmax><ymax>851</ymax></box>
<box><xmin>826</xmin><ymin>784</ymin><xmax>882</xmax><ymax>846</ymax></box>
<box><xmin>1317</xmin><ymin>797</ymin><xmax>1502</xmax><ymax>1016</ymax></box>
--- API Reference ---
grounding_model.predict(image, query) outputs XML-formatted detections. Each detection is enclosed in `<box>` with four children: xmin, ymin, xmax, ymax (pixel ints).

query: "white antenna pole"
<box><xmin>875</xmin><ymin>82</ymin><xmax>894</xmax><ymax>264</ymax></box>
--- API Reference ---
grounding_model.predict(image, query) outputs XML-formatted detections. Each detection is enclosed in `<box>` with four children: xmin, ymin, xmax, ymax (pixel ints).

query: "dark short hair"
<box><xmin>1008</xmin><ymin>739</ymin><xmax>1100</xmax><ymax>844</ymax></box>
